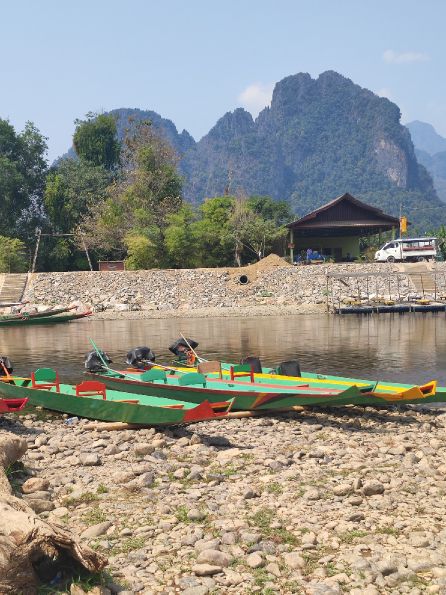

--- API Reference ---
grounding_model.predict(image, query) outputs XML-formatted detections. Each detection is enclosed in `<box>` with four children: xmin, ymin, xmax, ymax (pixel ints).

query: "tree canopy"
<box><xmin>73</xmin><ymin>113</ymin><xmax>120</xmax><ymax>170</ymax></box>
<box><xmin>0</xmin><ymin>119</ymin><xmax>47</xmax><ymax>239</ymax></box>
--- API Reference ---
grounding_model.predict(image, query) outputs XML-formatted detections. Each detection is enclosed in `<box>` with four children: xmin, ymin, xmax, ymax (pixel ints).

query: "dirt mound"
<box><xmin>228</xmin><ymin>253</ymin><xmax>291</xmax><ymax>285</ymax></box>
<box><xmin>253</xmin><ymin>253</ymin><xmax>292</xmax><ymax>270</ymax></box>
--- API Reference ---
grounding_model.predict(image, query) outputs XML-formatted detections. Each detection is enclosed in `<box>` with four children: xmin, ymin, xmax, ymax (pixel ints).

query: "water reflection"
<box><xmin>2</xmin><ymin>313</ymin><xmax>446</xmax><ymax>386</ymax></box>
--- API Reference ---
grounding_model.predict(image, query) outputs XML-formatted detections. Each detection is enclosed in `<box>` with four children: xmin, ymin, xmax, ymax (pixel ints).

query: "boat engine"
<box><xmin>0</xmin><ymin>356</ymin><xmax>13</xmax><ymax>374</ymax></box>
<box><xmin>240</xmin><ymin>356</ymin><xmax>262</xmax><ymax>373</ymax></box>
<box><xmin>84</xmin><ymin>350</ymin><xmax>112</xmax><ymax>373</ymax></box>
<box><xmin>276</xmin><ymin>359</ymin><xmax>301</xmax><ymax>377</ymax></box>
<box><xmin>126</xmin><ymin>346</ymin><xmax>156</xmax><ymax>369</ymax></box>
<box><xmin>169</xmin><ymin>338</ymin><xmax>199</xmax><ymax>365</ymax></box>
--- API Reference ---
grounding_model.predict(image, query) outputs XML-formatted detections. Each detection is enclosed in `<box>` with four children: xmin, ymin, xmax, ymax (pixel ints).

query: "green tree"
<box><xmin>246</xmin><ymin>195</ymin><xmax>293</xmax><ymax>225</ymax></box>
<box><xmin>73</xmin><ymin>113</ymin><xmax>120</xmax><ymax>170</ymax></box>
<box><xmin>44</xmin><ymin>159</ymin><xmax>110</xmax><ymax>233</ymax></box>
<box><xmin>125</xmin><ymin>234</ymin><xmax>158</xmax><ymax>269</ymax></box>
<box><xmin>0</xmin><ymin>236</ymin><xmax>27</xmax><ymax>272</ymax></box>
<box><xmin>164</xmin><ymin>205</ymin><xmax>199</xmax><ymax>268</ymax></box>
<box><xmin>41</xmin><ymin>159</ymin><xmax>111</xmax><ymax>271</ymax></box>
<box><xmin>192</xmin><ymin>197</ymin><xmax>236</xmax><ymax>267</ymax></box>
<box><xmin>82</xmin><ymin>121</ymin><xmax>183</xmax><ymax>265</ymax></box>
<box><xmin>0</xmin><ymin>120</ymin><xmax>47</xmax><ymax>238</ymax></box>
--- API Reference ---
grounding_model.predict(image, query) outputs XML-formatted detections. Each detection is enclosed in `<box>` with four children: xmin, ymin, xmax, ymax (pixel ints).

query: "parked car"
<box><xmin>374</xmin><ymin>237</ymin><xmax>437</xmax><ymax>263</ymax></box>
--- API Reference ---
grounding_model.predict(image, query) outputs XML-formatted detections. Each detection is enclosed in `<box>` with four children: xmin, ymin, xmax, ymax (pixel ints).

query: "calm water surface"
<box><xmin>2</xmin><ymin>313</ymin><xmax>446</xmax><ymax>386</ymax></box>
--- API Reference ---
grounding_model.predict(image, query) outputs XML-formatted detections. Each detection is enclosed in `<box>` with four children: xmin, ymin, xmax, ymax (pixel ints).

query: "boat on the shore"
<box><xmin>0</xmin><ymin>305</ymin><xmax>77</xmax><ymax>322</ymax></box>
<box><xmin>88</xmin><ymin>367</ymin><xmax>384</xmax><ymax>410</ymax></box>
<box><xmin>0</xmin><ymin>397</ymin><xmax>28</xmax><ymax>413</ymax></box>
<box><xmin>0</xmin><ymin>311</ymin><xmax>92</xmax><ymax>327</ymax></box>
<box><xmin>0</xmin><ymin>371</ymin><xmax>228</xmax><ymax>425</ymax></box>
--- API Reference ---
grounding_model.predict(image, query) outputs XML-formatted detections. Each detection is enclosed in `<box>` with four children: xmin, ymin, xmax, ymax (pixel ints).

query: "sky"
<box><xmin>1</xmin><ymin>0</ymin><xmax>446</xmax><ymax>161</ymax></box>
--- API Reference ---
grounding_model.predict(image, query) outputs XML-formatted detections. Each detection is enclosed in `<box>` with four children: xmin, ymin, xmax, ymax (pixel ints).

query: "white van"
<box><xmin>374</xmin><ymin>237</ymin><xmax>437</xmax><ymax>263</ymax></box>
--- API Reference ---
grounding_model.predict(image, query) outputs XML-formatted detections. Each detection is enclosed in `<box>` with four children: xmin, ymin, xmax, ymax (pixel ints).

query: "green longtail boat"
<box><xmin>0</xmin><ymin>370</ymin><xmax>228</xmax><ymax>425</ymax></box>
<box><xmin>238</xmin><ymin>366</ymin><xmax>444</xmax><ymax>404</ymax></box>
<box><xmin>0</xmin><ymin>311</ymin><xmax>92</xmax><ymax>327</ymax></box>
<box><xmin>0</xmin><ymin>305</ymin><xmax>76</xmax><ymax>322</ymax></box>
<box><xmin>90</xmin><ymin>366</ymin><xmax>432</xmax><ymax>410</ymax></box>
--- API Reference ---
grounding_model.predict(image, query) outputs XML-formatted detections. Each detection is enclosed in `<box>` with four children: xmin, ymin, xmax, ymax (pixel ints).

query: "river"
<box><xmin>1</xmin><ymin>312</ymin><xmax>446</xmax><ymax>387</ymax></box>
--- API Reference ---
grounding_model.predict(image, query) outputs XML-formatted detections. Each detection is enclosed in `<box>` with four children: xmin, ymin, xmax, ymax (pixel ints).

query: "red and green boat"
<box><xmin>0</xmin><ymin>370</ymin><xmax>228</xmax><ymax>425</ymax></box>
<box><xmin>89</xmin><ymin>365</ymin><xmax>434</xmax><ymax>410</ymax></box>
<box><xmin>0</xmin><ymin>397</ymin><xmax>28</xmax><ymax>413</ymax></box>
<box><xmin>0</xmin><ymin>311</ymin><xmax>92</xmax><ymax>327</ymax></box>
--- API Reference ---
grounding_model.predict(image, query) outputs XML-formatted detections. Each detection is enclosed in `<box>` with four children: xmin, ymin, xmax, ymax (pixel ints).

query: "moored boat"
<box><xmin>0</xmin><ymin>397</ymin><xmax>28</xmax><ymax>413</ymax></box>
<box><xmin>89</xmin><ymin>365</ymin><xmax>434</xmax><ymax>410</ymax></box>
<box><xmin>0</xmin><ymin>305</ymin><xmax>76</xmax><ymax>321</ymax></box>
<box><xmin>0</xmin><ymin>311</ymin><xmax>92</xmax><ymax>327</ymax></box>
<box><xmin>0</xmin><ymin>370</ymin><xmax>227</xmax><ymax>425</ymax></box>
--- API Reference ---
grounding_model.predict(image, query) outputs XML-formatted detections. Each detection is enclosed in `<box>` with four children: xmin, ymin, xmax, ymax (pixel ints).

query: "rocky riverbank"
<box><xmin>20</xmin><ymin>257</ymin><xmax>446</xmax><ymax>319</ymax></box>
<box><xmin>3</xmin><ymin>405</ymin><xmax>446</xmax><ymax>594</ymax></box>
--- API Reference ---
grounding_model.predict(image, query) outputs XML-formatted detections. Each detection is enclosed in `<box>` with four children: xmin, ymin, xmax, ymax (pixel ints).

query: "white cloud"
<box><xmin>382</xmin><ymin>49</ymin><xmax>429</xmax><ymax>64</ymax></box>
<box><xmin>377</xmin><ymin>87</ymin><xmax>393</xmax><ymax>100</ymax></box>
<box><xmin>238</xmin><ymin>83</ymin><xmax>274</xmax><ymax>115</ymax></box>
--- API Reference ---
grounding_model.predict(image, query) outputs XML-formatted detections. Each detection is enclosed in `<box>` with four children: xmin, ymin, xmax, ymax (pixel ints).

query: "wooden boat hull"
<box><xmin>0</xmin><ymin>397</ymin><xmax>28</xmax><ymax>413</ymax></box>
<box><xmin>0</xmin><ymin>380</ymin><xmax>225</xmax><ymax>425</ymax></box>
<box><xmin>91</xmin><ymin>371</ymin><xmax>397</xmax><ymax>410</ymax></box>
<box><xmin>0</xmin><ymin>311</ymin><xmax>92</xmax><ymax>327</ymax></box>
<box><xmin>214</xmin><ymin>364</ymin><xmax>443</xmax><ymax>404</ymax></box>
<box><xmin>134</xmin><ymin>364</ymin><xmax>437</xmax><ymax>406</ymax></box>
<box><xmin>0</xmin><ymin>306</ymin><xmax>75</xmax><ymax>322</ymax></box>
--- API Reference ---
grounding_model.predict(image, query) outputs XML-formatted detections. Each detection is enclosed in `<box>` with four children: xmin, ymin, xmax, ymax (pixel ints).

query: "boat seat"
<box><xmin>197</xmin><ymin>360</ymin><xmax>222</xmax><ymax>378</ymax></box>
<box><xmin>31</xmin><ymin>368</ymin><xmax>61</xmax><ymax>393</ymax></box>
<box><xmin>139</xmin><ymin>369</ymin><xmax>167</xmax><ymax>383</ymax></box>
<box><xmin>230</xmin><ymin>363</ymin><xmax>254</xmax><ymax>383</ymax></box>
<box><xmin>178</xmin><ymin>372</ymin><xmax>206</xmax><ymax>387</ymax></box>
<box><xmin>75</xmin><ymin>380</ymin><xmax>107</xmax><ymax>400</ymax></box>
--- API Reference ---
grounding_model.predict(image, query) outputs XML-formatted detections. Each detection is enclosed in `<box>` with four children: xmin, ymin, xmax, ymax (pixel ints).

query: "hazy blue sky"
<box><xmin>1</xmin><ymin>0</ymin><xmax>445</xmax><ymax>160</ymax></box>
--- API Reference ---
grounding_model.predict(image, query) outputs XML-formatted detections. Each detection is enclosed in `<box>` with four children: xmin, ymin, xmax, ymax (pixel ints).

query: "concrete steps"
<box><xmin>0</xmin><ymin>273</ymin><xmax>29</xmax><ymax>304</ymax></box>
<box><xmin>397</xmin><ymin>262</ymin><xmax>436</xmax><ymax>294</ymax></box>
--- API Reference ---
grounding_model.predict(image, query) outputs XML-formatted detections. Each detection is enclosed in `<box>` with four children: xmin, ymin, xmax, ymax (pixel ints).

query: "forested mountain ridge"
<box><xmin>407</xmin><ymin>120</ymin><xmax>446</xmax><ymax>203</ymax></box>
<box><xmin>181</xmin><ymin>71</ymin><xmax>441</xmax><ymax>228</ymax></box>
<box><xmin>407</xmin><ymin>120</ymin><xmax>446</xmax><ymax>155</ymax></box>
<box><xmin>61</xmin><ymin>71</ymin><xmax>444</xmax><ymax>229</ymax></box>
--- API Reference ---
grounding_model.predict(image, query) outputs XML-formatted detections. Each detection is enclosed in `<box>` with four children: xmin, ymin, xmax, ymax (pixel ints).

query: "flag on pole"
<box><xmin>400</xmin><ymin>216</ymin><xmax>407</xmax><ymax>234</ymax></box>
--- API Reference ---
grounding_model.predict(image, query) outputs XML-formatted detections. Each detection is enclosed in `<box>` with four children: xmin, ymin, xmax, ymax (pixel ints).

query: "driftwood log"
<box><xmin>0</xmin><ymin>431</ymin><xmax>106</xmax><ymax>594</ymax></box>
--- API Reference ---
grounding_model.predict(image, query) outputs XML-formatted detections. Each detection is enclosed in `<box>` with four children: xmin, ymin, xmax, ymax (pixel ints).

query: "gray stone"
<box><xmin>79</xmin><ymin>453</ymin><xmax>101</xmax><ymax>466</ymax></box>
<box><xmin>134</xmin><ymin>443</ymin><xmax>154</xmax><ymax>457</ymax></box>
<box><xmin>196</xmin><ymin>549</ymin><xmax>231</xmax><ymax>568</ymax></box>
<box><xmin>246</xmin><ymin>552</ymin><xmax>264</xmax><ymax>568</ymax></box>
<box><xmin>188</xmin><ymin>508</ymin><xmax>206</xmax><ymax>521</ymax></box>
<box><xmin>333</xmin><ymin>483</ymin><xmax>351</xmax><ymax>496</ymax></box>
<box><xmin>182</xmin><ymin>587</ymin><xmax>209</xmax><ymax>595</ymax></box>
<box><xmin>362</xmin><ymin>480</ymin><xmax>385</xmax><ymax>496</ymax></box>
<box><xmin>80</xmin><ymin>521</ymin><xmax>112</xmax><ymax>539</ymax></box>
<box><xmin>27</xmin><ymin>499</ymin><xmax>55</xmax><ymax>513</ymax></box>
<box><xmin>22</xmin><ymin>477</ymin><xmax>50</xmax><ymax>493</ymax></box>
<box><xmin>192</xmin><ymin>564</ymin><xmax>222</xmax><ymax>576</ymax></box>
<box><xmin>283</xmin><ymin>552</ymin><xmax>305</xmax><ymax>569</ymax></box>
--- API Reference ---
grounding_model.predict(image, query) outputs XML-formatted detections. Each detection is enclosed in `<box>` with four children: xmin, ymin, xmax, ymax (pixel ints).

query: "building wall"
<box><xmin>292</xmin><ymin>235</ymin><xmax>360</xmax><ymax>260</ymax></box>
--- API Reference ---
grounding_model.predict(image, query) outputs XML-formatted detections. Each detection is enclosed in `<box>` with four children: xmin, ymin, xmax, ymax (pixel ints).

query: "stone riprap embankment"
<box><xmin>23</xmin><ymin>258</ymin><xmax>446</xmax><ymax>318</ymax></box>
<box><xmin>4</xmin><ymin>405</ymin><xmax>446</xmax><ymax>594</ymax></box>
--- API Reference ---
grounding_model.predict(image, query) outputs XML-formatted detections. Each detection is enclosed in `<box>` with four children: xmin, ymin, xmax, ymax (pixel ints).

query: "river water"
<box><xmin>2</xmin><ymin>313</ymin><xmax>446</xmax><ymax>387</ymax></box>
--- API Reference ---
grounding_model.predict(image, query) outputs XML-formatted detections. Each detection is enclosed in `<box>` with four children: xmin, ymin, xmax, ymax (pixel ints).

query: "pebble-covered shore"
<box><xmin>4</xmin><ymin>405</ymin><xmax>446</xmax><ymax>594</ymax></box>
<box><xmin>25</xmin><ymin>258</ymin><xmax>445</xmax><ymax>319</ymax></box>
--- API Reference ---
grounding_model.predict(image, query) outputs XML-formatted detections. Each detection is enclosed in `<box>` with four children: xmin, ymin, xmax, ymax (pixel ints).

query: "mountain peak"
<box><xmin>407</xmin><ymin>120</ymin><xmax>446</xmax><ymax>155</ymax></box>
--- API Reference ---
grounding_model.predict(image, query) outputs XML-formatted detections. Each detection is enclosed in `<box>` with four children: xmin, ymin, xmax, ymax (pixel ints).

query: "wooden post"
<box><xmin>79</xmin><ymin>231</ymin><xmax>93</xmax><ymax>271</ymax></box>
<box><xmin>326</xmin><ymin>273</ymin><xmax>329</xmax><ymax>312</ymax></box>
<box><xmin>289</xmin><ymin>229</ymin><xmax>294</xmax><ymax>263</ymax></box>
<box><xmin>31</xmin><ymin>228</ymin><xmax>41</xmax><ymax>273</ymax></box>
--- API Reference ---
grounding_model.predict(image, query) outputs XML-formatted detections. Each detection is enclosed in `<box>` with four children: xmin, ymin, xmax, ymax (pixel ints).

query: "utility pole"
<box><xmin>31</xmin><ymin>228</ymin><xmax>42</xmax><ymax>273</ymax></box>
